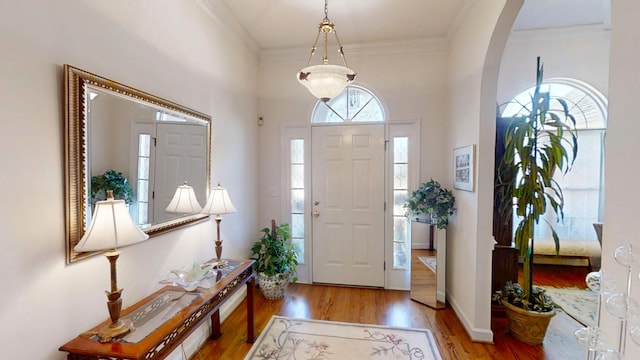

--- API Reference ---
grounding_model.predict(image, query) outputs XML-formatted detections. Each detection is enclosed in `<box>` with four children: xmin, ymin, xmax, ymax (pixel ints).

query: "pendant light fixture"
<box><xmin>297</xmin><ymin>0</ymin><xmax>356</xmax><ymax>102</ymax></box>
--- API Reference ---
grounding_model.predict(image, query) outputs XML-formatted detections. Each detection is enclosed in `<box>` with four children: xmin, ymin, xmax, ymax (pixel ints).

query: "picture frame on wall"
<box><xmin>453</xmin><ymin>145</ymin><xmax>475</xmax><ymax>191</ymax></box>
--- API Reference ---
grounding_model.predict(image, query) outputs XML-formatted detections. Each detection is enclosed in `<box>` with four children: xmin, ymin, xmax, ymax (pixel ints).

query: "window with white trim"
<box><xmin>290</xmin><ymin>139</ymin><xmax>305</xmax><ymax>261</ymax></box>
<box><xmin>311</xmin><ymin>86</ymin><xmax>384</xmax><ymax>123</ymax></box>
<box><xmin>392</xmin><ymin>137</ymin><xmax>410</xmax><ymax>269</ymax></box>
<box><xmin>501</xmin><ymin>79</ymin><xmax>607</xmax><ymax>242</ymax></box>
<box><xmin>136</xmin><ymin>133</ymin><xmax>151</xmax><ymax>226</ymax></box>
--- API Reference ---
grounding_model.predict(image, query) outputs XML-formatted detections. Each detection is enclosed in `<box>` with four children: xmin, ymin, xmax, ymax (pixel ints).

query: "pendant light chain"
<box><xmin>297</xmin><ymin>0</ymin><xmax>357</xmax><ymax>102</ymax></box>
<box><xmin>324</xmin><ymin>0</ymin><xmax>329</xmax><ymax>22</ymax></box>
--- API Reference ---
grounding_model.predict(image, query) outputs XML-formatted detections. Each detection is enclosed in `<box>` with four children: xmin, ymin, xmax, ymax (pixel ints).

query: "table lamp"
<box><xmin>165</xmin><ymin>181</ymin><xmax>202</xmax><ymax>214</ymax></box>
<box><xmin>201</xmin><ymin>183</ymin><xmax>236</xmax><ymax>266</ymax></box>
<box><xmin>74</xmin><ymin>190</ymin><xmax>149</xmax><ymax>342</ymax></box>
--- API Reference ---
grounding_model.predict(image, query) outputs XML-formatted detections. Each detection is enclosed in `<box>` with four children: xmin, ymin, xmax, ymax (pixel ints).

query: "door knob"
<box><xmin>313</xmin><ymin>210</ymin><xmax>320</xmax><ymax>217</ymax></box>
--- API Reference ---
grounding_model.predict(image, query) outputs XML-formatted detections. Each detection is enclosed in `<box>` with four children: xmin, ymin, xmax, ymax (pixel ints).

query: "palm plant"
<box><xmin>497</xmin><ymin>57</ymin><xmax>578</xmax><ymax>309</ymax></box>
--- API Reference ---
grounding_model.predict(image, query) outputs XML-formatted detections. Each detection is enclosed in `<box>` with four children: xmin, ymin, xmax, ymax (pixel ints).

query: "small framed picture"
<box><xmin>453</xmin><ymin>145</ymin><xmax>475</xmax><ymax>192</ymax></box>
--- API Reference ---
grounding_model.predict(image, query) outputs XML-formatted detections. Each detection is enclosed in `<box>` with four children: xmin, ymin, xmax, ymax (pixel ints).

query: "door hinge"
<box><xmin>384</xmin><ymin>140</ymin><xmax>389</xmax><ymax>151</ymax></box>
<box><xmin>384</xmin><ymin>261</ymin><xmax>386</xmax><ymax>271</ymax></box>
<box><xmin>153</xmin><ymin>137</ymin><xmax>157</xmax><ymax>147</ymax></box>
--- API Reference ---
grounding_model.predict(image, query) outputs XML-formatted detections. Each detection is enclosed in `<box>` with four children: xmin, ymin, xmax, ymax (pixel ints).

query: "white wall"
<box><xmin>0</xmin><ymin>1</ymin><xmax>258</xmax><ymax>359</ymax></box>
<box><xmin>498</xmin><ymin>25</ymin><xmax>610</xmax><ymax>103</ymax></box>
<box><xmin>446</xmin><ymin>0</ymin><xmax>522</xmax><ymax>342</ymax></box>
<box><xmin>599</xmin><ymin>1</ymin><xmax>640</xmax><ymax>356</ymax></box>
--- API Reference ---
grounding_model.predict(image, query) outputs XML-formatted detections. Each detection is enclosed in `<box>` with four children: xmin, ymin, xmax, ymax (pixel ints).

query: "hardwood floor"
<box><xmin>192</xmin><ymin>265</ymin><xmax>591</xmax><ymax>360</ymax></box>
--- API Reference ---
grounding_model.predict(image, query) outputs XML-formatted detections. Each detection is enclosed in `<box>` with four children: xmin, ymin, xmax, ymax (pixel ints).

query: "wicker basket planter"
<box><xmin>502</xmin><ymin>300</ymin><xmax>556</xmax><ymax>345</ymax></box>
<box><xmin>257</xmin><ymin>272</ymin><xmax>290</xmax><ymax>300</ymax></box>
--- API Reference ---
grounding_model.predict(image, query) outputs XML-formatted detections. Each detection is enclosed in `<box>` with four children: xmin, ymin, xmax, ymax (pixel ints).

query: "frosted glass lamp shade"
<box><xmin>201</xmin><ymin>184</ymin><xmax>236</xmax><ymax>216</ymax></box>
<box><xmin>74</xmin><ymin>195</ymin><xmax>149</xmax><ymax>252</ymax></box>
<box><xmin>297</xmin><ymin>64</ymin><xmax>356</xmax><ymax>102</ymax></box>
<box><xmin>165</xmin><ymin>181</ymin><xmax>202</xmax><ymax>214</ymax></box>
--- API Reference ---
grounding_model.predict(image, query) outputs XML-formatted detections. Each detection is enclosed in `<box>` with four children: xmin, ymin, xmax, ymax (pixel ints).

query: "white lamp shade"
<box><xmin>165</xmin><ymin>182</ymin><xmax>202</xmax><ymax>214</ymax></box>
<box><xmin>74</xmin><ymin>198</ymin><xmax>149</xmax><ymax>252</ymax></box>
<box><xmin>297</xmin><ymin>64</ymin><xmax>356</xmax><ymax>101</ymax></box>
<box><xmin>201</xmin><ymin>184</ymin><xmax>237</xmax><ymax>215</ymax></box>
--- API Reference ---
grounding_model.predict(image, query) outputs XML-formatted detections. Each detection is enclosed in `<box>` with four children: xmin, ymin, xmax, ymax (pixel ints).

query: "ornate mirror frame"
<box><xmin>64</xmin><ymin>64</ymin><xmax>211</xmax><ymax>264</ymax></box>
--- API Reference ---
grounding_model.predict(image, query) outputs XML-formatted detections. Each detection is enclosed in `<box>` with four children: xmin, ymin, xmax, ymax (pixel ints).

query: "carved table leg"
<box><xmin>246</xmin><ymin>276</ymin><xmax>256</xmax><ymax>343</ymax></box>
<box><xmin>210</xmin><ymin>309</ymin><xmax>222</xmax><ymax>339</ymax></box>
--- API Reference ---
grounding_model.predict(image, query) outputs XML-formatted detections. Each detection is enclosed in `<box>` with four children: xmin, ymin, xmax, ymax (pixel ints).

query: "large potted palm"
<box><xmin>494</xmin><ymin>57</ymin><xmax>578</xmax><ymax>344</ymax></box>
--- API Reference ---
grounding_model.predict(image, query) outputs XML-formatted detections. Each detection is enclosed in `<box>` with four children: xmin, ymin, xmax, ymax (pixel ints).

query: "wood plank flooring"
<box><xmin>192</xmin><ymin>265</ymin><xmax>591</xmax><ymax>360</ymax></box>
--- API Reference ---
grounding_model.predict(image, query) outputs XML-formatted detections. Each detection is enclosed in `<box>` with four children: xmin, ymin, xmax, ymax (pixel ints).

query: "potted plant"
<box><xmin>493</xmin><ymin>57</ymin><xmax>578</xmax><ymax>344</ymax></box>
<box><xmin>403</xmin><ymin>179</ymin><xmax>455</xmax><ymax>229</ymax></box>
<box><xmin>91</xmin><ymin>169</ymin><xmax>134</xmax><ymax>204</ymax></box>
<box><xmin>251</xmin><ymin>219</ymin><xmax>298</xmax><ymax>300</ymax></box>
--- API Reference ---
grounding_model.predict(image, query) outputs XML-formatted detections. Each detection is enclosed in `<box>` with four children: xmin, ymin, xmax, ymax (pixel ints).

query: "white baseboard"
<box><xmin>165</xmin><ymin>286</ymin><xmax>248</xmax><ymax>360</ymax></box>
<box><xmin>447</xmin><ymin>295</ymin><xmax>494</xmax><ymax>343</ymax></box>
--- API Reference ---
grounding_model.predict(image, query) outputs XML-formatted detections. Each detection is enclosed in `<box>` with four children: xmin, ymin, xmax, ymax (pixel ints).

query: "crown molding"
<box><xmin>445</xmin><ymin>0</ymin><xmax>476</xmax><ymax>43</ymax></box>
<box><xmin>195</xmin><ymin>0</ymin><xmax>261</xmax><ymax>57</ymax></box>
<box><xmin>260</xmin><ymin>37</ymin><xmax>449</xmax><ymax>64</ymax></box>
<box><xmin>507</xmin><ymin>24</ymin><xmax>610</xmax><ymax>43</ymax></box>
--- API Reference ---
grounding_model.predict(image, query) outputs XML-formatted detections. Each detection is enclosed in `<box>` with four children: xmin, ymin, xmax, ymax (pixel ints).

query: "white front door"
<box><xmin>311</xmin><ymin>124</ymin><xmax>385</xmax><ymax>287</ymax></box>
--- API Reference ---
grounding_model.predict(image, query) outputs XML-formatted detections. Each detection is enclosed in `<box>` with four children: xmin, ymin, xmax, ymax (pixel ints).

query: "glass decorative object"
<box><xmin>575</xmin><ymin>244</ymin><xmax>640</xmax><ymax>359</ymax></box>
<box><xmin>160</xmin><ymin>262</ymin><xmax>214</xmax><ymax>291</ymax></box>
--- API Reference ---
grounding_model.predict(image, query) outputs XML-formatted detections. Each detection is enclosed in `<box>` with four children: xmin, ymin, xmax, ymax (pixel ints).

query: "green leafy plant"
<box><xmin>251</xmin><ymin>219</ymin><xmax>298</xmax><ymax>282</ymax></box>
<box><xmin>91</xmin><ymin>169</ymin><xmax>134</xmax><ymax>204</ymax></box>
<box><xmin>492</xmin><ymin>282</ymin><xmax>556</xmax><ymax>312</ymax></box>
<box><xmin>403</xmin><ymin>179</ymin><xmax>455</xmax><ymax>229</ymax></box>
<box><xmin>495</xmin><ymin>57</ymin><xmax>578</xmax><ymax>311</ymax></box>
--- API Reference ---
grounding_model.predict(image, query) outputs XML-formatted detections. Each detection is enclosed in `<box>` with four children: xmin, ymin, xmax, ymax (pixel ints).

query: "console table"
<box><xmin>59</xmin><ymin>259</ymin><xmax>255</xmax><ymax>360</ymax></box>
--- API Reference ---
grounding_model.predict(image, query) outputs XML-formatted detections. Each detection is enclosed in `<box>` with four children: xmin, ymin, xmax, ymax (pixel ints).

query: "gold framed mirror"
<box><xmin>64</xmin><ymin>65</ymin><xmax>212</xmax><ymax>264</ymax></box>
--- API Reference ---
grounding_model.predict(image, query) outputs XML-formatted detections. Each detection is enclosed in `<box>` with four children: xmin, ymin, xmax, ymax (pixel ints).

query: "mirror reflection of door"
<box><xmin>88</xmin><ymin>84</ymin><xmax>210</xmax><ymax>229</ymax></box>
<box><xmin>311</xmin><ymin>124</ymin><xmax>385</xmax><ymax>287</ymax></box>
<box><xmin>410</xmin><ymin>221</ymin><xmax>446</xmax><ymax>309</ymax></box>
<box><xmin>153</xmin><ymin>123</ymin><xmax>207</xmax><ymax>224</ymax></box>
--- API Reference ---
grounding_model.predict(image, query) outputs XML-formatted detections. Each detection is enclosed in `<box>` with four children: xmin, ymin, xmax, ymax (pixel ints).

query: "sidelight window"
<box><xmin>290</xmin><ymin>139</ymin><xmax>305</xmax><ymax>261</ymax></box>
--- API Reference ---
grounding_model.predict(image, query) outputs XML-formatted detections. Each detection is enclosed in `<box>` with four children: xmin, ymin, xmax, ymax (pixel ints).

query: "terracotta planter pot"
<box><xmin>502</xmin><ymin>300</ymin><xmax>556</xmax><ymax>345</ymax></box>
<box><xmin>257</xmin><ymin>272</ymin><xmax>290</xmax><ymax>300</ymax></box>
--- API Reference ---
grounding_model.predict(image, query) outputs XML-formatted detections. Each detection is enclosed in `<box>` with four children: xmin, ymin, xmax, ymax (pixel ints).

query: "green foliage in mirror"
<box><xmin>91</xmin><ymin>169</ymin><xmax>134</xmax><ymax>204</ymax></box>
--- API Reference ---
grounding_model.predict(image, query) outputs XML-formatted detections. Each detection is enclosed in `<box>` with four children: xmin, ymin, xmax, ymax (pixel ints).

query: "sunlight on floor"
<box><xmin>283</xmin><ymin>296</ymin><xmax>310</xmax><ymax>319</ymax></box>
<box><xmin>384</xmin><ymin>303</ymin><xmax>412</xmax><ymax>327</ymax></box>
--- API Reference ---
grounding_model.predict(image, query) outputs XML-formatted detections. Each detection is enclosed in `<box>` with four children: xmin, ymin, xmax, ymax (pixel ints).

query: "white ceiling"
<box><xmin>203</xmin><ymin>0</ymin><xmax>609</xmax><ymax>51</ymax></box>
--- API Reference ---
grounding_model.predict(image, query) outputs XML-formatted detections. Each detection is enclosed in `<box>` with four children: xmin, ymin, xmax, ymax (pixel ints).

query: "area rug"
<box><xmin>418</xmin><ymin>256</ymin><xmax>437</xmax><ymax>273</ymax></box>
<box><xmin>244</xmin><ymin>316</ymin><xmax>443</xmax><ymax>360</ymax></box>
<box><xmin>542</xmin><ymin>287</ymin><xmax>598</xmax><ymax>327</ymax></box>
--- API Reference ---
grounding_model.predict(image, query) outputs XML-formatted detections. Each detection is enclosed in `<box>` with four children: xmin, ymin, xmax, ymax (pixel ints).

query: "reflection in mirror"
<box><xmin>65</xmin><ymin>65</ymin><xmax>211</xmax><ymax>263</ymax></box>
<box><xmin>410</xmin><ymin>221</ymin><xmax>446</xmax><ymax>309</ymax></box>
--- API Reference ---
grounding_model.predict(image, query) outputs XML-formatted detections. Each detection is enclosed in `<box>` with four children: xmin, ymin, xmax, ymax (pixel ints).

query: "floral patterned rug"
<box><xmin>245</xmin><ymin>316</ymin><xmax>442</xmax><ymax>360</ymax></box>
<box><xmin>542</xmin><ymin>287</ymin><xmax>598</xmax><ymax>327</ymax></box>
<box><xmin>418</xmin><ymin>256</ymin><xmax>437</xmax><ymax>273</ymax></box>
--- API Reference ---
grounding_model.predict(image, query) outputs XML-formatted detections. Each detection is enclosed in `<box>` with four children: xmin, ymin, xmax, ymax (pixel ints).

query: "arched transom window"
<box><xmin>311</xmin><ymin>85</ymin><xmax>385</xmax><ymax>123</ymax></box>
<box><xmin>500</xmin><ymin>78</ymin><xmax>608</xmax><ymax>245</ymax></box>
<box><xmin>501</xmin><ymin>78</ymin><xmax>607</xmax><ymax>129</ymax></box>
